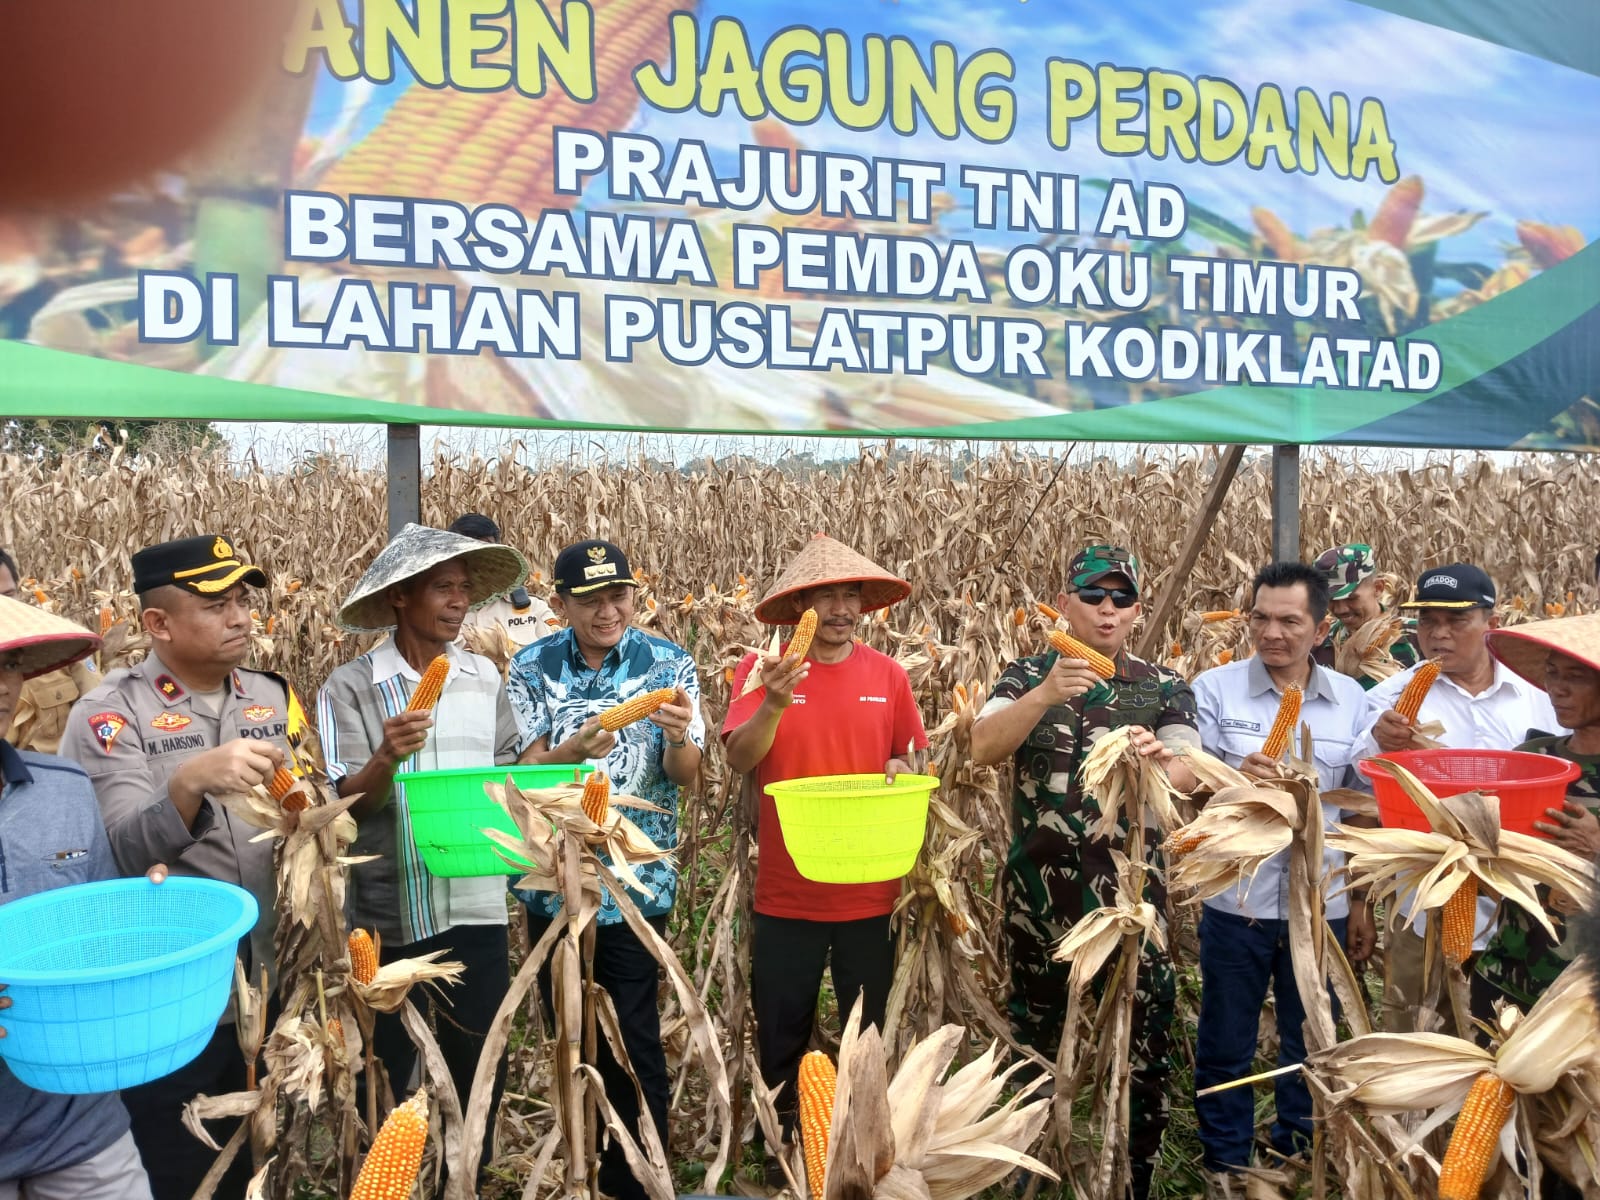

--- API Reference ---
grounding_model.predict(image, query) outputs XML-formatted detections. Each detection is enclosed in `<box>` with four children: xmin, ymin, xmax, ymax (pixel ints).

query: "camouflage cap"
<box><xmin>1314</xmin><ymin>543</ymin><xmax>1376</xmax><ymax>600</ymax></box>
<box><xmin>1068</xmin><ymin>545</ymin><xmax>1141</xmax><ymax>592</ymax></box>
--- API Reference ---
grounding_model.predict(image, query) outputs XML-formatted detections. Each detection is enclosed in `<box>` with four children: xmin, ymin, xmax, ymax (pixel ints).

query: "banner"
<box><xmin>2</xmin><ymin>0</ymin><xmax>1596</xmax><ymax>448</ymax></box>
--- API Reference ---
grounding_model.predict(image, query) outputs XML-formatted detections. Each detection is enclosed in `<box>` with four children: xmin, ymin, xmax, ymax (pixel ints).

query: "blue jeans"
<box><xmin>1194</xmin><ymin>907</ymin><xmax>1347</xmax><ymax>1172</ymax></box>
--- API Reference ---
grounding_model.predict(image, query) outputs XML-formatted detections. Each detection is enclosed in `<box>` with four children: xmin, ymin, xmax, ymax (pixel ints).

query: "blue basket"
<box><xmin>0</xmin><ymin>876</ymin><xmax>259</xmax><ymax>1094</ymax></box>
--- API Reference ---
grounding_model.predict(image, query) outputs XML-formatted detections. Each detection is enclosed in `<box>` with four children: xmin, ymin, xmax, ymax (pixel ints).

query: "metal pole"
<box><xmin>1271</xmin><ymin>444</ymin><xmax>1300</xmax><ymax>563</ymax></box>
<box><xmin>387</xmin><ymin>424</ymin><xmax>421</xmax><ymax>537</ymax></box>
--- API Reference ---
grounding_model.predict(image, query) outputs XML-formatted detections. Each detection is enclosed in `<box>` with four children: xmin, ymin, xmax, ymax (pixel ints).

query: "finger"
<box><xmin>147</xmin><ymin>863</ymin><xmax>169</xmax><ymax>885</ymax></box>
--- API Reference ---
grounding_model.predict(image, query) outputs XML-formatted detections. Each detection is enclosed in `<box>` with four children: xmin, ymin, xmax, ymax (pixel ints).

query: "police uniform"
<box><xmin>58</xmin><ymin>535</ymin><xmax>293</xmax><ymax>1200</ymax></box>
<box><xmin>7</xmin><ymin>658</ymin><xmax>97</xmax><ymax>753</ymax></box>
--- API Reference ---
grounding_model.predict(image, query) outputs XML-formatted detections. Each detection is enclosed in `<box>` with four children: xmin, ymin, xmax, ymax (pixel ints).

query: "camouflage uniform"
<box><xmin>1474</xmin><ymin>736</ymin><xmax>1600</xmax><ymax>1008</ymax></box>
<box><xmin>1313</xmin><ymin>542</ymin><xmax>1421</xmax><ymax>689</ymax></box>
<box><xmin>985</xmin><ymin>647</ymin><xmax>1200</xmax><ymax>1181</ymax></box>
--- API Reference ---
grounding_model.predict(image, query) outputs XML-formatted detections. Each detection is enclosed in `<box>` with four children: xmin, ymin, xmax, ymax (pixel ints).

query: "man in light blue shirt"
<box><xmin>1190</xmin><ymin>562</ymin><xmax>1374</xmax><ymax>1183</ymax></box>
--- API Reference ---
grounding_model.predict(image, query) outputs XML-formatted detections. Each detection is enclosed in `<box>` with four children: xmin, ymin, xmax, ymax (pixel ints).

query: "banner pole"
<box><xmin>387</xmin><ymin>424</ymin><xmax>421</xmax><ymax>537</ymax></box>
<box><xmin>1271</xmin><ymin>444</ymin><xmax>1301</xmax><ymax>563</ymax></box>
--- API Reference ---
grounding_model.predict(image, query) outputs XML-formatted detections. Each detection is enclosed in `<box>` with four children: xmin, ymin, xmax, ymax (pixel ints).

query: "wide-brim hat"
<box><xmin>755</xmin><ymin>534</ymin><xmax>911</xmax><ymax>625</ymax></box>
<box><xmin>337</xmin><ymin>523</ymin><xmax>528</xmax><ymax>632</ymax></box>
<box><xmin>0</xmin><ymin>594</ymin><xmax>102</xmax><ymax>678</ymax></box>
<box><xmin>1486</xmin><ymin>613</ymin><xmax>1600</xmax><ymax>691</ymax></box>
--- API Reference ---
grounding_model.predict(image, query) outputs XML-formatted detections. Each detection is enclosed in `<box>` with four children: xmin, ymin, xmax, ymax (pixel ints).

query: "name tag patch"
<box><xmin>1220</xmin><ymin>718</ymin><xmax>1261</xmax><ymax>732</ymax></box>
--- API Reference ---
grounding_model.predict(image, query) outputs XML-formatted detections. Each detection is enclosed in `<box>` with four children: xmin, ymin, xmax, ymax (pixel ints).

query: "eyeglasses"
<box><xmin>1076</xmin><ymin>587</ymin><xmax>1138</xmax><ymax>609</ymax></box>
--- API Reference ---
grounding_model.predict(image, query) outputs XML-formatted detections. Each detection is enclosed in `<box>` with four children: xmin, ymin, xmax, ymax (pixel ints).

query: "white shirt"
<box><xmin>460</xmin><ymin>593</ymin><xmax>559</xmax><ymax>652</ymax></box>
<box><xmin>1360</xmin><ymin>658</ymin><xmax>1566</xmax><ymax>948</ymax></box>
<box><xmin>1193</xmin><ymin>655</ymin><xmax>1370</xmax><ymax>921</ymax></box>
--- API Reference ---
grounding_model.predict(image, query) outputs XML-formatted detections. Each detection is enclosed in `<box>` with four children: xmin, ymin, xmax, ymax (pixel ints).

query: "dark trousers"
<box><xmin>124</xmin><ymin>1021</ymin><xmax>253</xmax><ymax>1200</ymax></box>
<box><xmin>1194</xmin><ymin>908</ymin><xmax>1347</xmax><ymax>1172</ymax></box>
<box><xmin>526</xmin><ymin>911</ymin><xmax>671</xmax><ymax>1200</ymax></box>
<box><xmin>751</xmin><ymin>912</ymin><xmax>894</xmax><ymax>1136</ymax></box>
<box><xmin>371</xmin><ymin>923</ymin><xmax>510</xmax><ymax>1172</ymax></box>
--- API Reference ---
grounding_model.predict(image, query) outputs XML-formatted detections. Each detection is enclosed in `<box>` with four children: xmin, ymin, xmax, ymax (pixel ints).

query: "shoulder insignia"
<box><xmin>150</xmin><ymin>711</ymin><xmax>192</xmax><ymax>732</ymax></box>
<box><xmin>154</xmin><ymin>673</ymin><xmax>185</xmax><ymax>700</ymax></box>
<box><xmin>88</xmin><ymin>711</ymin><xmax>128</xmax><ymax>753</ymax></box>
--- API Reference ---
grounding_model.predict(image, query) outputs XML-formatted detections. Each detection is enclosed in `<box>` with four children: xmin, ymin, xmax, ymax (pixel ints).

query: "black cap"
<box><xmin>1402</xmin><ymin>563</ymin><xmax>1496</xmax><ymax>609</ymax></box>
<box><xmin>553</xmin><ymin>540</ymin><xmax>638</xmax><ymax>595</ymax></box>
<box><xmin>132</xmin><ymin>535</ymin><xmax>268</xmax><ymax>596</ymax></box>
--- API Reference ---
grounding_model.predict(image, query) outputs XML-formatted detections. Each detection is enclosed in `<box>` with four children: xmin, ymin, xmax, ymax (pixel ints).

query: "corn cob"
<box><xmin>268</xmin><ymin>766</ymin><xmax>297</xmax><ymax>800</ymax></box>
<box><xmin>405</xmin><ymin>655</ymin><xmax>449</xmax><ymax>713</ymax></box>
<box><xmin>328</xmin><ymin>1017</ymin><xmax>344</xmax><ymax>1042</ymax></box>
<box><xmin>1200</xmin><ymin>609</ymin><xmax>1240</xmax><ymax>623</ymax></box>
<box><xmin>1251</xmin><ymin>207</ymin><xmax>1300</xmax><ymax>261</ymax></box>
<box><xmin>798</xmin><ymin>1051</ymin><xmax>837</xmax><ymax>1198</ymax></box>
<box><xmin>1169</xmin><ymin>828</ymin><xmax>1210</xmax><ymax>856</ymax></box>
<box><xmin>349</xmin><ymin>929</ymin><xmax>378</xmax><ymax>985</ymax></box>
<box><xmin>1441</xmin><ymin>876</ymin><xmax>1478</xmax><ymax>968</ymax></box>
<box><xmin>1261</xmin><ymin>683</ymin><xmax>1303</xmax><ymax>759</ymax></box>
<box><xmin>787</xmin><ymin>609</ymin><xmax>819</xmax><ymax>661</ymax></box>
<box><xmin>581</xmin><ymin>772</ymin><xmax>610</xmax><ymax>825</ymax></box>
<box><xmin>1437</xmin><ymin>1072</ymin><xmax>1515</xmax><ymax>1200</ymax></box>
<box><xmin>98</xmin><ymin>606</ymin><xmax>114</xmax><ymax>635</ymax></box>
<box><xmin>351</xmin><ymin>1089</ymin><xmax>430</xmax><ymax>1200</ymax></box>
<box><xmin>1516</xmin><ymin>220</ymin><xmax>1585</xmax><ymax>270</ymax></box>
<box><xmin>1368</xmin><ymin>175</ymin><xmax>1423</xmax><ymax>248</ymax></box>
<box><xmin>1045</xmin><ymin>630</ymin><xmax>1116</xmax><ymax>679</ymax></box>
<box><xmin>598</xmin><ymin>687</ymin><xmax>677</xmax><ymax>732</ymax></box>
<box><xmin>1036</xmin><ymin>601</ymin><xmax>1061</xmax><ymax>622</ymax></box>
<box><xmin>1395</xmin><ymin>660</ymin><xmax>1442</xmax><ymax>723</ymax></box>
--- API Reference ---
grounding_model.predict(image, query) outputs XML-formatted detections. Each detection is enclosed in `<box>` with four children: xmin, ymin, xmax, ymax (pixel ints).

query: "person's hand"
<box><xmin>1534</xmin><ymin>800</ymin><xmax>1600</xmax><ymax>858</ymax></box>
<box><xmin>1127</xmin><ymin>725</ymin><xmax>1175</xmax><ymax>767</ymax></box>
<box><xmin>759</xmin><ymin>652</ymin><xmax>809</xmax><ymax>710</ymax></box>
<box><xmin>146</xmin><ymin>863</ymin><xmax>169</xmax><ymax>885</ymax></box>
<box><xmin>378</xmin><ymin>710</ymin><xmax>433</xmax><ymax>764</ymax></box>
<box><xmin>1345</xmin><ymin>899</ymin><xmax>1377</xmax><ymax>965</ymax></box>
<box><xmin>884</xmin><ymin>757</ymin><xmax>916</xmax><ymax>785</ymax></box>
<box><xmin>175</xmin><ymin>738</ymin><xmax>283</xmax><ymax>795</ymax></box>
<box><xmin>1372</xmin><ymin>709</ymin><xmax>1416</xmax><ymax>753</ymax></box>
<box><xmin>559</xmin><ymin>715</ymin><xmax>618</xmax><ymax>762</ymax></box>
<box><xmin>1037</xmin><ymin>655</ymin><xmax>1103</xmax><ymax>707</ymax></box>
<box><xmin>1239</xmin><ymin>751</ymin><xmax>1283</xmax><ymax>781</ymax></box>
<box><xmin>648</xmin><ymin>687</ymin><xmax>694</xmax><ymax>745</ymax></box>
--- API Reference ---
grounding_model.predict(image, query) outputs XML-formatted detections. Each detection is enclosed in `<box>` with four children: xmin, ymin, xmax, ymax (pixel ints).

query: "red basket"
<box><xmin>1357</xmin><ymin>749</ymin><xmax>1579</xmax><ymax>837</ymax></box>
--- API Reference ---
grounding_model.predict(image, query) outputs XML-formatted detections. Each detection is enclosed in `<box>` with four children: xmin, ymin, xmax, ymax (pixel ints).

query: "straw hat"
<box><xmin>0</xmin><ymin>593</ymin><xmax>102</xmax><ymax>678</ymax></box>
<box><xmin>1486</xmin><ymin>613</ymin><xmax>1600</xmax><ymax>690</ymax></box>
<box><xmin>337</xmin><ymin>523</ymin><xmax>528</xmax><ymax>632</ymax></box>
<box><xmin>755</xmin><ymin>534</ymin><xmax>911</xmax><ymax>625</ymax></box>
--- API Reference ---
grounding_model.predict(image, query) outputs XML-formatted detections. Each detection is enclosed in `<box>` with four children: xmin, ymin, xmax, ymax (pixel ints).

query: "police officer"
<box><xmin>62</xmin><ymin>534</ymin><xmax>294</xmax><ymax>1200</ymax></box>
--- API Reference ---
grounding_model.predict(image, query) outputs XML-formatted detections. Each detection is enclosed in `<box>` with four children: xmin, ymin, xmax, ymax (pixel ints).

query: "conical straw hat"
<box><xmin>337</xmin><ymin>523</ymin><xmax>528</xmax><ymax>632</ymax></box>
<box><xmin>1486</xmin><ymin>613</ymin><xmax>1600</xmax><ymax>690</ymax></box>
<box><xmin>755</xmin><ymin>534</ymin><xmax>911</xmax><ymax>625</ymax></box>
<box><xmin>0</xmin><ymin>593</ymin><xmax>101</xmax><ymax>678</ymax></box>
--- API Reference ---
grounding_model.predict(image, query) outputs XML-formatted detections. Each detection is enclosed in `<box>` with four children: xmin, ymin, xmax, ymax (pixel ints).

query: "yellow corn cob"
<box><xmin>1036</xmin><ymin>601</ymin><xmax>1061</xmax><ymax>622</ymax></box>
<box><xmin>348</xmin><ymin>929</ymin><xmax>378</xmax><ymax>986</ymax></box>
<box><xmin>1516</xmin><ymin>220</ymin><xmax>1585</xmax><ymax>270</ymax></box>
<box><xmin>1369</xmin><ymin>175</ymin><xmax>1423</xmax><ymax>248</ymax></box>
<box><xmin>98</xmin><ymin>606</ymin><xmax>114</xmax><ymax>635</ymax></box>
<box><xmin>1261</xmin><ymin>683</ymin><xmax>1303</xmax><ymax>759</ymax></box>
<box><xmin>1046</xmin><ymin>630</ymin><xmax>1116</xmax><ymax>679</ymax></box>
<box><xmin>1395</xmin><ymin>660</ymin><xmax>1442</xmax><ymax>723</ymax></box>
<box><xmin>1169</xmin><ymin>828</ymin><xmax>1210</xmax><ymax>856</ymax></box>
<box><xmin>405</xmin><ymin>655</ymin><xmax>449</xmax><ymax>714</ymax></box>
<box><xmin>798</xmin><ymin>1051</ymin><xmax>837</xmax><ymax>1198</ymax></box>
<box><xmin>268</xmin><ymin>766</ymin><xmax>297</xmax><ymax>800</ymax></box>
<box><xmin>351</xmin><ymin>1089</ymin><xmax>430</xmax><ymax>1200</ymax></box>
<box><xmin>328</xmin><ymin>1017</ymin><xmax>344</xmax><ymax>1042</ymax></box>
<box><xmin>1200</xmin><ymin>609</ymin><xmax>1240</xmax><ymax>623</ymax></box>
<box><xmin>1441</xmin><ymin>876</ymin><xmax>1479</xmax><ymax>968</ymax></box>
<box><xmin>599</xmin><ymin>687</ymin><xmax>677</xmax><ymax>732</ymax></box>
<box><xmin>1437</xmin><ymin>1072</ymin><xmax>1515</xmax><ymax>1200</ymax></box>
<box><xmin>1217</xmin><ymin>650</ymin><xmax>1234</xmax><ymax>664</ymax></box>
<box><xmin>581</xmin><ymin>772</ymin><xmax>610</xmax><ymax>825</ymax></box>
<box><xmin>787</xmin><ymin>609</ymin><xmax>819</xmax><ymax>661</ymax></box>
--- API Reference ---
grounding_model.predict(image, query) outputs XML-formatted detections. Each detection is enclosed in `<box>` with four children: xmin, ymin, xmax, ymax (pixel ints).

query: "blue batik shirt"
<box><xmin>506</xmin><ymin>625</ymin><xmax>703</xmax><ymax>924</ymax></box>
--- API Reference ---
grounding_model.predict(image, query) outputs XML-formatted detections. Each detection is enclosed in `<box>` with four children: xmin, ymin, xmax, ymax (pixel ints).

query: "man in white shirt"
<box><xmin>448</xmin><ymin>514</ymin><xmax>558</xmax><ymax>653</ymax></box>
<box><xmin>1191</xmin><ymin>562</ymin><xmax>1374</xmax><ymax>1182</ymax></box>
<box><xmin>1358</xmin><ymin>563</ymin><xmax>1563</xmax><ymax>1032</ymax></box>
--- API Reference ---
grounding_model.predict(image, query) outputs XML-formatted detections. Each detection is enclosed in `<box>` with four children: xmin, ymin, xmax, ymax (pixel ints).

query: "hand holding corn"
<box><xmin>645</xmin><ymin>685</ymin><xmax>694</xmax><ymax>745</ymax></box>
<box><xmin>1037</xmin><ymin>645</ymin><xmax>1108</xmax><ymax>706</ymax></box>
<box><xmin>555</xmin><ymin>715</ymin><xmax>618</xmax><ymax>762</ymax></box>
<box><xmin>378</xmin><ymin>710</ymin><xmax>433</xmax><ymax>764</ymax></box>
<box><xmin>757</xmin><ymin>649</ymin><xmax>809</xmax><ymax>710</ymax></box>
<box><xmin>1374</xmin><ymin>660</ymin><xmax>1442</xmax><ymax>751</ymax></box>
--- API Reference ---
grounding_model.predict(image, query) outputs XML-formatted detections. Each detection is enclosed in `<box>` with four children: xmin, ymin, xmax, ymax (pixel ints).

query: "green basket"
<box><xmin>765</xmin><ymin>774</ymin><xmax>939</xmax><ymax>884</ymax></box>
<box><xmin>403</xmin><ymin>764</ymin><xmax>593</xmax><ymax>878</ymax></box>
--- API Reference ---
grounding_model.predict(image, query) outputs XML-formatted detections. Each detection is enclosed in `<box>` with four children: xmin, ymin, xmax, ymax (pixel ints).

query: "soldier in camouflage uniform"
<box><xmin>1476</xmin><ymin>617</ymin><xmax>1600</xmax><ymax>1012</ymax></box>
<box><xmin>1312</xmin><ymin>543</ymin><xmax>1420</xmax><ymax>689</ymax></box>
<box><xmin>972</xmin><ymin>546</ymin><xmax>1200</xmax><ymax>1200</ymax></box>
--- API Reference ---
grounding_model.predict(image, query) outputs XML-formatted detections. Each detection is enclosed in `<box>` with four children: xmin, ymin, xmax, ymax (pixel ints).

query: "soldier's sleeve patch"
<box><xmin>87</xmin><ymin>710</ymin><xmax>129</xmax><ymax>752</ymax></box>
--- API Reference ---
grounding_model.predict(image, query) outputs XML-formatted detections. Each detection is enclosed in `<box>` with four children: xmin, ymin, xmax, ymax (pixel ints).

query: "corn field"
<box><xmin>4</xmin><ymin>437</ymin><xmax>1598</xmax><ymax>1198</ymax></box>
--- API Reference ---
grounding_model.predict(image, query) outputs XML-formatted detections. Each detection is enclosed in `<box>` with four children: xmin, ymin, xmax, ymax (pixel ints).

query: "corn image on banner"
<box><xmin>0</xmin><ymin>0</ymin><xmax>1596</xmax><ymax>448</ymax></box>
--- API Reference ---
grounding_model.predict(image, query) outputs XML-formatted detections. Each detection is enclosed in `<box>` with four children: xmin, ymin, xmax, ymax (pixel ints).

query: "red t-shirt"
<box><xmin>722</xmin><ymin>641</ymin><xmax>929</xmax><ymax>920</ymax></box>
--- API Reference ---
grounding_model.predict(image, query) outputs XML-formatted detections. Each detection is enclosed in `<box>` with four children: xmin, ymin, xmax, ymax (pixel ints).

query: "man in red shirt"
<box><xmin>723</xmin><ymin>534</ymin><xmax>927</xmax><ymax>1148</ymax></box>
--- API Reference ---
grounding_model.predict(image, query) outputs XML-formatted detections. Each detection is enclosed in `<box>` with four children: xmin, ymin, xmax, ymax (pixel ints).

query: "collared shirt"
<box><xmin>460</xmin><ymin>593</ymin><xmax>559</xmax><ymax>653</ymax></box>
<box><xmin>6</xmin><ymin>659</ymin><xmax>97</xmax><ymax>754</ymax></box>
<box><xmin>61</xmin><ymin>650</ymin><xmax>293</xmax><ymax>987</ymax></box>
<box><xmin>1359</xmin><ymin>658</ymin><xmax>1566</xmax><ymax>949</ymax></box>
<box><xmin>506</xmin><ymin>625</ymin><xmax>704</xmax><ymax>924</ymax></box>
<box><xmin>0</xmin><ymin>741</ymin><xmax>133</xmax><ymax>1181</ymax></box>
<box><xmin>319</xmin><ymin>640</ymin><xmax>519</xmax><ymax>946</ymax></box>
<box><xmin>1193</xmin><ymin>655</ymin><xmax>1369</xmax><ymax>920</ymax></box>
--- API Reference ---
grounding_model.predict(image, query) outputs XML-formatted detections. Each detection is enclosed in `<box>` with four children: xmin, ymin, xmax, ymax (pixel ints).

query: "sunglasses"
<box><xmin>1076</xmin><ymin>587</ymin><xmax>1138</xmax><ymax>609</ymax></box>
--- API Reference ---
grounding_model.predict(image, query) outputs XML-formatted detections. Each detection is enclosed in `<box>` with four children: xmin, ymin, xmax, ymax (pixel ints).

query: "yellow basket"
<box><xmin>765</xmin><ymin>774</ymin><xmax>938</xmax><ymax>884</ymax></box>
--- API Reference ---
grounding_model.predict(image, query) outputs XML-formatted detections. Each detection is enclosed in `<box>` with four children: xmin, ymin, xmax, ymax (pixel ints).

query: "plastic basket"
<box><xmin>0</xmin><ymin>876</ymin><xmax>258</xmax><ymax>1094</ymax></box>
<box><xmin>404</xmin><ymin>763</ymin><xmax>593</xmax><ymax>878</ymax></box>
<box><xmin>766</xmin><ymin>774</ymin><xmax>939</xmax><ymax>883</ymax></box>
<box><xmin>1357</xmin><ymin>749</ymin><xmax>1580</xmax><ymax>836</ymax></box>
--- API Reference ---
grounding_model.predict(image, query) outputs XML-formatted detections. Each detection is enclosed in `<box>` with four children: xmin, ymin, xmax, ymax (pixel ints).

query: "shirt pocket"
<box><xmin>1216</xmin><ymin>726</ymin><xmax>1265</xmax><ymax>762</ymax></box>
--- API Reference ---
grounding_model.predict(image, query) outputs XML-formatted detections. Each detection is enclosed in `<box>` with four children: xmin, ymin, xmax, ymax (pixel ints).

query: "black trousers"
<box><xmin>124</xmin><ymin>1021</ymin><xmax>254</xmax><ymax>1200</ymax></box>
<box><xmin>751</xmin><ymin>912</ymin><xmax>894</xmax><ymax>1136</ymax></box>
<box><xmin>526</xmin><ymin>912</ymin><xmax>671</xmax><ymax>1200</ymax></box>
<box><xmin>371</xmin><ymin>923</ymin><xmax>510</xmax><ymax>1172</ymax></box>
